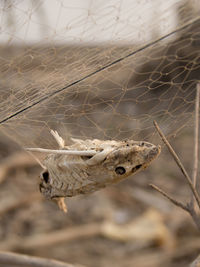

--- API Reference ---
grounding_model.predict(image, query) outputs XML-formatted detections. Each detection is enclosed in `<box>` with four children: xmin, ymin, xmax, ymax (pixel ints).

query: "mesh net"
<box><xmin>0</xmin><ymin>0</ymin><xmax>200</xmax><ymax>149</ymax></box>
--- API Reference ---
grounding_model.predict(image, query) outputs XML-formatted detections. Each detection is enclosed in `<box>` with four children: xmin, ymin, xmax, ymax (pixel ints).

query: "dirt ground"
<box><xmin>0</xmin><ymin>126</ymin><xmax>199</xmax><ymax>267</ymax></box>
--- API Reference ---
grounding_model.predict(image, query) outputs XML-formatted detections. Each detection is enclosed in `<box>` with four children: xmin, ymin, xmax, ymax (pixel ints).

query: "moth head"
<box><xmin>103</xmin><ymin>141</ymin><xmax>161</xmax><ymax>178</ymax></box>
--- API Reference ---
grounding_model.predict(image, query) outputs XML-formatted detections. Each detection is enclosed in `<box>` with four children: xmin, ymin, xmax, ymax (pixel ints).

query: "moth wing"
<box><xmin>56</xmin><ymin>156</ymin><xmax>89</xmax><ymax>188</ymax></box>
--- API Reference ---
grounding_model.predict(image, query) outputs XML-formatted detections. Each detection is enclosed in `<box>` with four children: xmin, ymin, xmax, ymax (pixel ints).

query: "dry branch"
<box><xmin>192</xmin><ymin>84</ymin><xmax>200</xmax><ymax>205</ymax></box>
<box><xmin>0</xmin><ymin>251</ymin><xmax>84</xmax><ymax>267</ymax></box>
<box><xmin>130</xmin><ymin>187</ymin><xmax>172</xmax><ymax>213</ymax></box>
<box><xmin>152</xmin><ymin>120</ymin><xmax>200</xmax><ymax>231</ymax></box>
<box><xmin>0</xmin><ymin>223</ymin><xmax>101</xmax><ymax>251</ymax></box>
<box><xmin>151</xmin><ymin>83</ymin><xmax>200</xmax><ymax>232</ymax></box>
<box><xmin>153</xmin><ymin>120</ymin><xmax>200</xmax><ymax>209</ymax></box>
<box><xmin>0</xmin><ymin>192</ymin><xmax>41</xmax><ymax>216</ymax></box>
<box><xmin>150</xmin><ymin>184</ymin><xmax>189</xmax><ymax>212</ymax></box>
<box><xmin>0</xmin><ymin>151</ymin><xmax>40</xmax><ymax>184</ymax></box>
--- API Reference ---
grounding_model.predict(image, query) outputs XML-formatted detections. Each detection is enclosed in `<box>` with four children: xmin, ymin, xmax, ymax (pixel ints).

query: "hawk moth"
<box><xmin>26</xmin><ymin>130</ymin><xmax>161</xmax><ymax>211</ymax></box>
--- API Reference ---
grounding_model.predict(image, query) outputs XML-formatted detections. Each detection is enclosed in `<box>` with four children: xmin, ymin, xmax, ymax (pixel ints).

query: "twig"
<box><xmin>153</xmin><ymin>120</ymin><xmax>200</xmax><ymax>209</ymax></box>
<box><xmin>188</xmin><ymin>207</ymin><xmax>200</xmax><ymax>231</ymax></box>
<box><xmin>149</xmin><ymin>184</ymin><xmax>189</xmax><ymax>212</ymax></box>
<box><xmin>130</xmin><ymin>187</ymin><xmax>172</xmax><ymax>213</ymax></box>
<box><xmin>150</xmin><ymin>184</ymin><xmax>200</xmax><ymax>230</ymax></box>
<box><xmin>152</xmin><ymin>85</ymin><xmax>200</xmax><ymax>231</ymax></box>
<box><xmin>0</xmin><ymin>223</ymin><xmax>101</xmax><ymax>251</ymax></box>
<box><xmin>0</xmin><ymin>251</ymin><xmax>82</xmax><ymax>267</ymax></box>
<box><xmin>153</xmin><ymin>120</ymin><xmax>200</xmax><ymax>230</ymax></box>
<box><xmin>0</xmin><ymin>192</ymin><xmax>41</xmax><ymax>216</ymax></box>
<box><xmin>0</xmin><ymin>151</ymin><xmax>40</xmax><ymax>184</ymax></box>
<box><xmin>192</xmin><ymin>84</ymin><xmax>200</xmax><ymax>199</ymax></box>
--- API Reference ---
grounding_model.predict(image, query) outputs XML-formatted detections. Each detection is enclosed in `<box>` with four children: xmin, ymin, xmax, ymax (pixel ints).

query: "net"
<box><xmin>0</xmin><ymin>0</ymin><xmax>200</xmax><ymax>149</ymax></box>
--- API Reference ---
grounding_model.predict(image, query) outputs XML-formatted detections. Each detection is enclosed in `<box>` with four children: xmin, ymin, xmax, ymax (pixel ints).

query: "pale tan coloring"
<box><xmin>26</xmin><ymin>130</ymin><xmax>161</xmax><ymax>212</ymax></box>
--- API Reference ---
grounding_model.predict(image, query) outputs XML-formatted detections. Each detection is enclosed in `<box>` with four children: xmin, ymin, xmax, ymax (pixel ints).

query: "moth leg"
<box><xmin>53</xmin><ymin>197</ymin><xmax>67</xmax><ymax>213</ymax></box>
<box><xmin>50</xmin><ymin>130</ymin><xmax>65</xmax><ymax>149</ymax></box>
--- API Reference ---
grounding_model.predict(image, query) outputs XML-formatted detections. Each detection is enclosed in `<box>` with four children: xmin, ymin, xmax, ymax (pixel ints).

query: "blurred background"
<box><xmin>0</xmin><ymin>0</ymin><xmax>200</xmax><ymax>266</ymax></box>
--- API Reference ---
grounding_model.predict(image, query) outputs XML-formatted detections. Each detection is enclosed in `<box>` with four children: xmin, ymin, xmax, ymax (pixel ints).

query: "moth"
<box><xmin>26</xmin><ymin>130</ymin><xmax>161</xmax><ymax>212</ymax></box>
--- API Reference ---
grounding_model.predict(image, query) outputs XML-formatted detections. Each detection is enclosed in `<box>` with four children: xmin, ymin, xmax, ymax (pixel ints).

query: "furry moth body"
<box><xmin>26</xmin><ymin>131</ymin><xmax>161</xmax><ymax>211</ymax></box>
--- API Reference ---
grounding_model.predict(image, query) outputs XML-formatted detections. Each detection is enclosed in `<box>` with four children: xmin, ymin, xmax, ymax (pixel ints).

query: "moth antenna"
<box><xmin>26</xmin><ymin>151</ymin><xmax>46</xmax><ymax>169</ymax></box>
<box><xmin>50</xmin><ymin>129</ymin><xmax>65</xmax><ymax>148</ymax></box>
<box><xmin>25</xmin><ymin>147</ymin><xmax>96</xmax><ymax>156</ymax></box>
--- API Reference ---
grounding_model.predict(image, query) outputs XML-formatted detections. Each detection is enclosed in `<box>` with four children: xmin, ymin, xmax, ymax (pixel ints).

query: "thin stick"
<box><xmin>153</xmin><ymin>120</ymin><xmax>200</xmax><ymax>209</ymax></box>
<box><xmin>25</xmin><ymin>147</ymin><xmax>96</xmax><ymax>156</ymax></box>
<box><xmin>150</xmin><ymin>184</ymin><xmax>200</xmax><ymax>231</ymax></box>
<box><xmin>0</xmin><ymin>251</ymin><xmax>79</xmax><ymax>267</ymax></box>
<box><xmin>188</xmin><ymin>206</ymin><xmax>200</xmax><ymax>231</ymax></box>
<box><xmin>0</xmin><ymin>192</ymin><xmax>41</xmax><ymax>216</ymax></box>
<box><xmin>150</xmin><ymin>184</ymin><xmax>189</xmax><ymax>212</ymax></box>
<box><xmin>192</xmin><ymin>84</ymin><xmax>200</xmax><ymax>188</ymax></box>
<box><xmin>1</xmin><ymin>223</ymin><xmax>101</xmax><ymax>250</ymax></box>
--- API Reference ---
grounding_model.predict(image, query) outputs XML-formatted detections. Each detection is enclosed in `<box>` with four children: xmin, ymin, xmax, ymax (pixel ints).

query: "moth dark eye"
<box><xmin>132</xmin><ymin>164</ymin><xmax>142</xmax><ymax>173</ymax></box>
<box><xmin>42</xmin><ymin>171</ymin><xmax>49</xmax><ymax>183</ymax></box>
<box><xmin>115</xmin><ymin>166</ymin><xmax>126</xmax><ymax>175</ymax></box>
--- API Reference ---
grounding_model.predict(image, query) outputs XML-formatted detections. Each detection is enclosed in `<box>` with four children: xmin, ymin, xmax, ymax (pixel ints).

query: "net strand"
<box><xmin>0</xmin><ymin>16</ymin><xmax>199</xmax><ymax>126</ymax></box>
